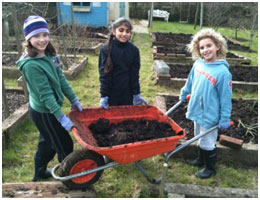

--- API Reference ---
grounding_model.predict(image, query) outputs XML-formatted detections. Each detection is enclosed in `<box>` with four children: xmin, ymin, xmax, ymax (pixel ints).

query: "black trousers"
<box><xmin>108</xmin><ymin>90</ymin><xmax>133</xmax><ymax>106</ymax></box>
<box><xmin>29</xmin><ymin>105</ymin><xmax>73</xmax><ymax>175</ymax></box>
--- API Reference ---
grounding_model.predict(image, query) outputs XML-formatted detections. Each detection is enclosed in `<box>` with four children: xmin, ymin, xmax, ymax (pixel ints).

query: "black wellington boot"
<box><xmin>186</xmin><ymin>147</ymin><xmax>204</xmax><ymax>167</ymax></box>
<box><xmin>195</xmin><ymin>148</ymin><xmax>217</xmax><ymax>179</ymax></box>
<box><xmin>32</xmin><ymin>156</ymin><xmax>52</xmax><ymax>182</ymax></box>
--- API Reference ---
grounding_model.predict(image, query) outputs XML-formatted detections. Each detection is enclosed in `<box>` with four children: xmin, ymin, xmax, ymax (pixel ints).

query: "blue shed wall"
<box><xmin>57</xmin><ymin>2</ymin><xmax>108</xmax><ymax>27</ymax></box>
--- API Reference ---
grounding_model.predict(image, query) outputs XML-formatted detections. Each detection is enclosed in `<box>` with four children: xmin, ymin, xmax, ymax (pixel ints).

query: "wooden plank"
<box><xmin>2</xmin><ymin>181</ymin><xmax>96</xmax><ymax>198</ymax></box>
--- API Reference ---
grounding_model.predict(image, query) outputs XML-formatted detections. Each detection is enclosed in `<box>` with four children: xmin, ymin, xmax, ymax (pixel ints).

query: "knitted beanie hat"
<box><xmin>23</xmin><ymin>16</ymin><xmax>49</xmax><ymax>41</ymax></box>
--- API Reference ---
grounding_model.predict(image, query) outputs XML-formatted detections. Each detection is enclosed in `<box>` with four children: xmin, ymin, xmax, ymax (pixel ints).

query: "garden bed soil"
<box><xmin>89</xmin><ymin>118</ymin><xmax>179</xmax><ymax>147</ymax></box>
<box><xmin>155</xmin><ymin>46</ymin><xmax>241</xmax><ymax>59</ymax></box>
<box><xmin>165</xmin><ymin>95</ymin><xmax>258</xmax><ymax>144</ymax></box>
<box><xmin>152</xmin><ymin>32</ymin><xmax>251</xmax><ymax>51</ymax></box>
<box><xmin>2</xmin><ymin>91</ymin><xmax>27</xmax><ymax>121</ymax></box>
<box><xmin>168</xmin><ymin>63</ymin><xmax>258</xmax><ymax>82</ymax></box>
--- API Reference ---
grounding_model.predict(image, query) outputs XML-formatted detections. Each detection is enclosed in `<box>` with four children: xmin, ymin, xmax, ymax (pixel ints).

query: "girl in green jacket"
<box><xmin>16</xmin><ymin>16</ymin><xmax>82</xmax><ymax>181</ymax></box>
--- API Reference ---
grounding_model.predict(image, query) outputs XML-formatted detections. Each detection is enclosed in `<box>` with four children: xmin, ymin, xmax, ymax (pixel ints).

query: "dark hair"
<box><xmin>23</xmin><ymin>41</ymin><xmax>56</xmax><ymax>57</ymax></box>
<box><xmin>104</xmin><ymin>18</ymin><xmax>133</xmax><ymax>74</ymax></box>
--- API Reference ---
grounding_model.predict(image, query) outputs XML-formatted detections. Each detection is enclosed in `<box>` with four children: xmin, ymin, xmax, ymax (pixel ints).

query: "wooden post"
<box><xmin>3</xmin><ymin>18</ymin><xmax>10</xmax><ymax>50</ymax></box>
<box><xmin>148</xmin><ymin>2</ymin><xmax>153</xmax><ymax>29</ymax></box>
<box><xmin>70</xmin><ymin>3</ymin><xmax>76</xmax><ymax>59</ymax></box>
<box><xmin>2</xmin><ymin>181</ymin><xmax>96</xmax><ymax>198</ymax></box>
<box><xmin>2</xmin><ymin>78</ymin><xmax>10</xmax><ymax>119</ymax></box>
<box><xmin>57</xmin><ymin>2</ymin><xmax>68</xmax><ymax>69</ymax></box>
<box><xmin>200</xmin><ymin>2</ymin><xmax>203</xmax><ymax>30</ymax></box>
<box><xmin>21</xmin><ymin>75</ymin><xmax>29</xmax><ymax>102</ymax></box>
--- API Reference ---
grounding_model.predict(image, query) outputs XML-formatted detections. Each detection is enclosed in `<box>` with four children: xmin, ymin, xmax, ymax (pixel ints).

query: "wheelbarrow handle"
<box><xmin>165</xmin><ymin>121</ymin><xmax>234</xmax><ymax>162</ymax></box>
<box><xmin>165</xmin><ymin>95</ymin><xmax>191</xmax><ymax>116</ymax></box>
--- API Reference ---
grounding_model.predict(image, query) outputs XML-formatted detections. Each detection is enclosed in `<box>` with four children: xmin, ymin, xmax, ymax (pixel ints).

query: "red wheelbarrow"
<box><xmin>51</xmin><ymin>99</ymin><xmax>232</xmax><ymax>191</ymax></box>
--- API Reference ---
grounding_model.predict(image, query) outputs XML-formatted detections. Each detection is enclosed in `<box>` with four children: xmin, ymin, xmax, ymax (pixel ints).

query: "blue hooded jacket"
<box><xmin>180</xmin><ymin>58</ymin><xmax>232</xmax><ymax>128</ymax></box>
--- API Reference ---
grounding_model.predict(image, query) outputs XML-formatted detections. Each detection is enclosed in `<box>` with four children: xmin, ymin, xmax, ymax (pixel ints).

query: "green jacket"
<box><xmin>16</xmin><ymin>54</ymin><xmax>76</xmax><ymax>118</ymax></box>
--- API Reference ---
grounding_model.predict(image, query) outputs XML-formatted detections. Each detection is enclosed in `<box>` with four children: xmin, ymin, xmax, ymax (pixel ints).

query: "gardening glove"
<box><xmin>57</xmin><ymin>114</ymin><xmax>75</xmax><ymax>131</ymax></box>
<box><xmin>70</xmin><ymin>98</ymin><xmax>83</xmax><ymax>112</ymax></box>
<box><xmin>133</xmin><ymin>94</ymin><xmax>147</xmax><ymax>105</ymax></box>
<box><xmin>179</xmin><ymin>95</ymin><xmax>187</xmax><ymax>103</ymax></box>
<box><xmin>100</xmin><ymin>96</ymin><xmax>109</xmax><ymax>109</ymax></box>
<box><xmin>218</xmin><ymin>122</ymin><xmax>231</xmax><ymax>130</ymax></box>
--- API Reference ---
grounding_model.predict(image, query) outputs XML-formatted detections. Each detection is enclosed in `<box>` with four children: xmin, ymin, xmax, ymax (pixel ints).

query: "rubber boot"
<box><xmin>32</xmin><ymin>155</ymin><xmax>52</xmax><ymax>182</ymax></box>
<box><xmin>186</xmin><ymin>147</ymin><xmax>204</xmax><ymax>167</ymax></box>
<box><xmin>195</xmin><ymin>148</ymin><xmax>217</xmax><ymax>179</ymax></box>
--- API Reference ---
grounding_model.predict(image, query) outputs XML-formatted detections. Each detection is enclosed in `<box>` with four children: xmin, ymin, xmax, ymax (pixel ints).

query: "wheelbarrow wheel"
<box><xmin>59</xmin><ymin>149</ymin><xmax>105</xmax><ymax>190</ymax></box>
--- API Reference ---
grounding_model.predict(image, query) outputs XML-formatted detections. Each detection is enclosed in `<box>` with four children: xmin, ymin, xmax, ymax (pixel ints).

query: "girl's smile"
<box><xmin>29</xmin><ymin>32</ymin><xmax>50</xmax><ymax>55</ymax></box>
<box><xmin>199</xmin><ymin>38</ymin><xmax>220</xmax><ymax>63</ymax></box>
<box><xmin>112</xmin><ymin>24</ymin><xmax>131</xmax><ymax>43</ymax></box>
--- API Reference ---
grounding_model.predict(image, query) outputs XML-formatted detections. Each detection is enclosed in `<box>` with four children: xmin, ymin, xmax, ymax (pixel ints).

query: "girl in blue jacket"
<box><xmin>98</xmin><ymin>17</ymin><xmax>147</xmax><ymax>109</ymax></box>
<box><xmin>179</xmin><ymin>28</ymin><xmax>232</xmax><ymax>179</ymax></box>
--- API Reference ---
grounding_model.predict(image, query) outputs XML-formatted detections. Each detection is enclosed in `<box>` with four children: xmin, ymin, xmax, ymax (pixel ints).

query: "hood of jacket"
<box><xmin>198</xmin><ymin>58</ymin><xmax>230</xmax><ymax>69</ymax></box>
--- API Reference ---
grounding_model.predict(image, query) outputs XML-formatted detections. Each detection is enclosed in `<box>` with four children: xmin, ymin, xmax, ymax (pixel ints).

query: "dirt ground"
<box><xmin>168</xmin><ymin>63</ymin><xmax>258</xmax><ymax>82</ymax></box>
<box><xmin>89</xmin><ymin>118</ymin><xmax>179</xmax><ymax>147</ymax></box>
<box><xmin>165</xmin><ymin>95</ymin><xmax>258</xmax><ymax>144</ymax></box>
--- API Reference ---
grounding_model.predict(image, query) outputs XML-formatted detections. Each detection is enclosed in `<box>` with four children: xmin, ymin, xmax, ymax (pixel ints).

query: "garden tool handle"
<box><xmin>165</xmin><ymin>94</ymin><xmax>191</xmax><ymax>116</ymax></box>
<box><xmin>159</xmin><ymin>120</ymin><xmax>233</xmax><ymax>197</ymax></box>
<box><xmin>165</xmin><ymin>120</ymin><xmax>234</xmax><ymax>162</ymax></box>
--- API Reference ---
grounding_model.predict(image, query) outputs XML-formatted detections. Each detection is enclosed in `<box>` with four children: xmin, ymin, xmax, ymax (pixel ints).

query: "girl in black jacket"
<box><xmin>98</xmin><ymin>18</ymin><xmax>147</xmax><ymax>108</ymax></box>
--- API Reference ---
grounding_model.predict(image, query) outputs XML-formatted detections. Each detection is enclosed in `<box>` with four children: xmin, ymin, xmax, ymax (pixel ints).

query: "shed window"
<box><xmin>72</xmin><ymin>2</ymin><xmax>91</xmax><ymax>12</ymax></box>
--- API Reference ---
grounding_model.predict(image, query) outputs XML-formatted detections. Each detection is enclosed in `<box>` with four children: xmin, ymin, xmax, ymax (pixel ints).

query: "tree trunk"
<box><xmin>11</xmin><ymin>3</ymin><xmax>22</xmax><ymax>57</ymax></box>
<box><xmin>248</xmin><ymin>12</ymin><xmax>258</xmax><ymax>49</ymax></box>
<box><xmin>194</xmin><ymin>3</ymin><xmax>199</xmax><ymax>30</ymax></box>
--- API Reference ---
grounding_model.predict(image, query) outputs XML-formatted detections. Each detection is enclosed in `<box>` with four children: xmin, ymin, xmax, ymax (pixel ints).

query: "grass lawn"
<box><xmin>2</xmin><ymin>20</ymin><xmax>258</xmax><ymax>197</ymax></box>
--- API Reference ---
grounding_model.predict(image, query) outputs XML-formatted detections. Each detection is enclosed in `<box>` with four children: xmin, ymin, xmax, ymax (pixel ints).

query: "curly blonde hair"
<box><xmin>187</xmin><ymin>28</ymin><xmax>228</xmax><ymax>61</ymax></box>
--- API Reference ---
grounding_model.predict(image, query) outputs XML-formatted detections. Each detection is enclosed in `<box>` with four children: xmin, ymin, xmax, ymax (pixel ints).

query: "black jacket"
<box><xmin>98</xmin><ymin>38</ymin><xmax>141</xmax><ymax>105</ymax></box>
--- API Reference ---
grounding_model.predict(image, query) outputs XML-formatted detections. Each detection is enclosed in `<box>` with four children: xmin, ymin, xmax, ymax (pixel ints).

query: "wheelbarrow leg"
<box><xmin>135</xmin><ymin>161</ymin><xmax>161</xmax><ymax>184</ymax></box>
<box><xmin>159</xmin><ymin>125</ymin><xmax>219</xmax><ymax>197</ymax></box>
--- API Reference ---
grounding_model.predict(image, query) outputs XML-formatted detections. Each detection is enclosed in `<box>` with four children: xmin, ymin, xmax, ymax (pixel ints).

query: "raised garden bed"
<box><xmin>2</xmin><ymin>52</ymin><xmax>88</xmax><ymax>80</ymax></box>
<box><xmin>153</xmin><ymin>61</ymin><xmax>258</xmax><ymax>92</ymax></box>
<box><xmin>164</xmin><ymin>95</ymin><xmax>258</xmax><ymax>144</ymax></box>
<box><xmin>152</xmin><ymin>32</ymin><xmax>251</xmax><ymax>52</ymax></box>
<box><xmin>152</xmin><ymin>46</ymin><xmax>251</xmax><ymax>66</ymax></box>
<box><xmin>154</xmin><ymin>93</ymin><xmax>258</xmax><ymax>166</ymax></box>
<box><xmin>2</xmin><ymin>90</ymin><xmax>29</xmax><ymax>150</ymax></box>
<box><xmin>2</xmin><ymin>91</ymin><xmax>27</xmax><ymax>121</ymax></box>
<box><xmin>168</xmin><ymin>63</ymin><xmax>258</xmax><ymax>82</ymax></box>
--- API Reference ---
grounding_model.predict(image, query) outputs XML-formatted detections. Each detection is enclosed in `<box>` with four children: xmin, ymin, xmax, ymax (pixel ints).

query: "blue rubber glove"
<box><xmin>70</xmin><ymin>98</ymin><xmax>83</xmax><ymax>112</ymax></box>
<box><xmin>133</xmin><ymin>94</ymin><xmax>147</xmax><ymax>105</ymax></box>
<box><xmin>100</xmin><ymin>97</ymin><xmax>109</xmax><ymax>109</ymax></box>
<box><xmin>218</xmin><ymin>122</ymin><xmax>231</xmax><ymax>130</ymax></box>
<box><xmin>179</xmin><ymin>96</ymin><xmax>187</xmax><ymax>103</ymax></box>
<box><xmin>57</xmin><ymin>114</ymin><xmax>75</xmax><ymax>131</ymax></box>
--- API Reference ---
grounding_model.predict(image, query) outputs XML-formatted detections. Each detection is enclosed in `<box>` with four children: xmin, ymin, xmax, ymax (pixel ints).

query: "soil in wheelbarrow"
<box><xmin>168</xmin><ymin>64</ymin><xmax>258</xmax><ymax>82</ymax></box>
<box><xmin>89</xmin><ymin>118</ymin><xmax>179</xmax><ymax>147</ymax></box>
<box><xmin>165</xmin><ymin>96</ymin><xmax>258</xmax><ymax>144</ymax></box>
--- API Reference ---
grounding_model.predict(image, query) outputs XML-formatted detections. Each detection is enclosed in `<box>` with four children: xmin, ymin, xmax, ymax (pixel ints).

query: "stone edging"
<box><xmin>165</xmin><ymin>183</ymin><xmax>258</xmax><ymax>198</ymax></box>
